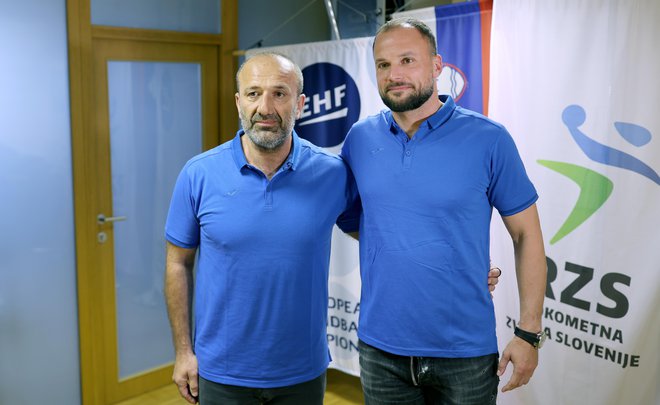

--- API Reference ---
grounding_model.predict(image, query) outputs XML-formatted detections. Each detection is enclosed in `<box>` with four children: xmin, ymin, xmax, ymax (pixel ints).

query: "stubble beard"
<box><xmin>240</xmin><ymin>110</ymin><xmax>295</xmax><ymax>151</ymax></box>
<box><xmin>380</xmin><ymin>80</ymin><xmax>435</xmax><ymax>113</ymax></box>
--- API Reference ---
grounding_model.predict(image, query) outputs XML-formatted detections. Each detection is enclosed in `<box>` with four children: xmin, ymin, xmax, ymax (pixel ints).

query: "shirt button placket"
<box><xmin>264</xmin><ymin>179</ymin><xmax>273</xmax><ymax>211</ymax></box>
<box><xmin>403</xmin><ymin>148</ymin><xmax>413</xmax><ymax>169</ymax></box>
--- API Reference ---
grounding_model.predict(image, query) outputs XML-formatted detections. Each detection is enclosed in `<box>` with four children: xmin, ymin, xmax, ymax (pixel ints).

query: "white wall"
<box><xmin>0</xmin><ymin>0</ymin><xmax>81</xmax><ymax>403</ymax></box>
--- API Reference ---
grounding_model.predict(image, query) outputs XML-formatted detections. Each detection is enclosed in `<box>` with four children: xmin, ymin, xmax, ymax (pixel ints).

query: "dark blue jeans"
<box><xmin>198</xmin><ymin>372</ymin><xmax>326</xmax><ymax>405</ymax></box>
<box><xmin>359</xmin><ymin>340</ymin><xmax>499</xmax><ymax>405</ymax></box>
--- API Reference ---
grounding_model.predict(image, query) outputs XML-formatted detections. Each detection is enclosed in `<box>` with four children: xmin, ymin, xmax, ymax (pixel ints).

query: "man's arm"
<box><xmin>165</xmin><ymin>241</ymin><xmax>199</xmax><ymax>404</ymax></box>
<box><xmin>497</xmin><ymin>203</ymin><xmax>547</xmax><ymax>392</ymax></box>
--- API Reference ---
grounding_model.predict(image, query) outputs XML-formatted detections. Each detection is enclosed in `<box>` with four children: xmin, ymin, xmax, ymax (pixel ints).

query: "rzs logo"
<box><xmin>296</xmin><ymin>63</ymin><xmax>361</xmax><ymax>148</ymax></box>
<box><xmin>539</xmin><ymin>104</ymin><xmax>659</xmax><ymax>244</ymax></box>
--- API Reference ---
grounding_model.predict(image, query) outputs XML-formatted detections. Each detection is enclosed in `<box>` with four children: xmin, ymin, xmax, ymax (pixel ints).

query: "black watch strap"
<box><xmin>514</xmin><ymin>326</ymin><xmax>544</xmax><ymax>348</ymax></box>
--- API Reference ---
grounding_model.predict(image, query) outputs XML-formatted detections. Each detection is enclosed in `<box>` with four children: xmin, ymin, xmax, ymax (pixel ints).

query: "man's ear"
<box><xmin>433</xmin><ymin>54</ymin><xmax>443</xmax><ymax>79</ymax></box>
<box><xmin>295</xmin><ymin>94</ymin><xmax>306</xmax><ymax>119</ymax></box>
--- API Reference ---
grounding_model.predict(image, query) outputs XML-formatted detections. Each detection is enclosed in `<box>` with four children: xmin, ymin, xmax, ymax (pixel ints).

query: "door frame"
<box><xmin>66</xmin><ymin>2</ymin><xmax>237</xmax><ymax>404</ymax></box>
<box><xmin>93</xmin><ymin>38</ymin><xmax>218</xmax><ymax>403</ymax></box>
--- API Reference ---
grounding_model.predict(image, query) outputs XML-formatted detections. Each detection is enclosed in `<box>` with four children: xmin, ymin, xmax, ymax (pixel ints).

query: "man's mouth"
<box><xmin>254</xmin><ymin>120</ymin><xmax>278</xmax><ymax>126</ymax></box>
<box><xmin>386</xmin><ymin>83</ymin><xmax>412</xmax><ymax>92</ymax></box>
<box><xmin>252</xmin><ymin>113</ymin><xmax>281</xmax><ymax>127</ymax></box>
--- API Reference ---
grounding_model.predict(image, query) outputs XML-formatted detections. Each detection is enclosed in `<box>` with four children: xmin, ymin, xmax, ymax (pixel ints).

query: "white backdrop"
<box><xmin>489</xmin><ymin>1</ymin><xmax>660</xmax><ymax>404</ymax></box>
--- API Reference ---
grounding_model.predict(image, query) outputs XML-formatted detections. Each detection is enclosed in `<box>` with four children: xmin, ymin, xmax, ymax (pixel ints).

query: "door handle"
<box><xmin>97</xmin><ymin>214</ymin><xmax>127</xmax><ymax>225</ymax></box>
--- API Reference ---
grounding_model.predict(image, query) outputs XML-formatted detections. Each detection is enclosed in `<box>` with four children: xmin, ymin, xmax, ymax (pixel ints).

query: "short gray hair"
<box><xmin>236</xmin><ymin>52</ymin><xmax>304</xmax><ymax>96</ymax></box>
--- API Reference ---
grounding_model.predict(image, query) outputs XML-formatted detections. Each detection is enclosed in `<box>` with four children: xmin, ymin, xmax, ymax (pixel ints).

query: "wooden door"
<box><xmin>66</xmin><ymin>1</ymin><xmax>237</xmax><ymax>403</ymax></box>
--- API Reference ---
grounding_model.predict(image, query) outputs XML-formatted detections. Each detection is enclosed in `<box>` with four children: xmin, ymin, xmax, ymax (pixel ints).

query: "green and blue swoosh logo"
<box><xmin>539</xmin><ymin>105</ymin><xmax>659</xmax><ymax>244</ymax></box>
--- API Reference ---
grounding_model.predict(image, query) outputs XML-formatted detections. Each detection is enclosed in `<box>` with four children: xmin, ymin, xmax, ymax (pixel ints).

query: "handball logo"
<box><xmin>437</xmin><ymin>63</ymin><xmax>467</xmax><ymax>102</ymax></box>
<box><xmin>539</xmin><ymin>105</ymin><xmax>659</xmax><ymax>244</ymax></box>
<box><xmin>296</xmin><ymin>63</ymin><xmax>361</xmax><ymax>148</ymax></box>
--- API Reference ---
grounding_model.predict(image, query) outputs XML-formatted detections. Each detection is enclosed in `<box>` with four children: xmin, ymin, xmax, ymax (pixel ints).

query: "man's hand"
<box><xmin>497</xmin><ymin>337</ymin><xmax>539</xmax><ymax>392</ymax></box>
<box><xmin>488</xmin><ymin>264</ymin><xmax>502</xmax><ymax>293</ymax></box>
<box><xmin>173</xmin><ymin>351</ymin><xmax>199</xmax><ymax>404</ymax></box>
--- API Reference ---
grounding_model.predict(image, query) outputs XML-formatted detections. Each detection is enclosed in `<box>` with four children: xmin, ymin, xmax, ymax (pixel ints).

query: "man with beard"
<box><xmin>340</xmin><ymin>18</ymin><xmax>547</xmax><ymax>404</ymax></box>
<box><xmin>163</xmin><ymin>52</ymin><xmax>358</xmax><ymax>404</ymax></box>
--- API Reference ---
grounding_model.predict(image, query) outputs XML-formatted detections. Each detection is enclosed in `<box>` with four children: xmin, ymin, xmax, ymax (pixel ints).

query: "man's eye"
<box><xmin>402</xmin><ymin>58</ymin><xmax>413</xmax><ymax>64</ymax></box>
<box><xmin>377</xmin><ymin>63</ymin><xmax>389</xmax><ymax>70</ymax></box>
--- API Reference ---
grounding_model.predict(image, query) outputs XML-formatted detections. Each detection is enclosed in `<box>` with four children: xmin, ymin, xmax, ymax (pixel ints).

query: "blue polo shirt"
<box><xmin>341</xmin><ymin>95</ymin><xmax>537</xmax><ymax>357</ymax></box>
<box><xmin>165</xmin><ymin>130</ymin><xmax>357</xmax><ymax>387</ymax></box>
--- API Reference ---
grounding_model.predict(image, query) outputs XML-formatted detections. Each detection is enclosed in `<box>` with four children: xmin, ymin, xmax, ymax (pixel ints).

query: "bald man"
<box><xmin>341</xmin><ymin>18</ymin><xmax>547</xmax><ymax>404</ymax></box>
<box><xmin>164</xmin><ymin>52</ymin><xmax>358</xmax><ymax>404</ymax></box>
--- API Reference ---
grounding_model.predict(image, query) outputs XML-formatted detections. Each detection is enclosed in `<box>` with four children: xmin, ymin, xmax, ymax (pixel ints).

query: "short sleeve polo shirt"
<box><xmin>166</xmin><ymin>130</ymin><xmax>354</xmax><ymax>387</ymax></box>
<box><xmin>341</xmin><ymin>96</ymin><xmax>537</xmax><ymax>357</ymax></box>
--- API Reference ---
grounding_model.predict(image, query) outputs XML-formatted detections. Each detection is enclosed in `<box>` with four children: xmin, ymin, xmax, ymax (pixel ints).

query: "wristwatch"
<box><xmin>514</xmin><ymin>326</ymin><xmax>547</xmax><ymax>349</ymax></box>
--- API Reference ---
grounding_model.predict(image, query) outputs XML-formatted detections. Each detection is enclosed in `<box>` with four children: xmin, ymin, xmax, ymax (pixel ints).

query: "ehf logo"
<box><xmin>295</xmin><ymin>63</ymin><xmax>361</xmax><ymax>148</ymax></box>
<box><xmin>437</xmin><ymin>62</ymin><xmax>467</xmax><ymax>101</ymax></box>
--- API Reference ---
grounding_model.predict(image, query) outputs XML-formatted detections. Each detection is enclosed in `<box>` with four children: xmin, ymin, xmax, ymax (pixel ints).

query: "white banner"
<box><xmin>247</xmin><ymin>38</ymin><xmax>384</xmax><ymax>375</ymax></box>
<box><xmin>489</xmin><ymin>1</ymin><xmax>660</xmax><ymax>404</ymax></box>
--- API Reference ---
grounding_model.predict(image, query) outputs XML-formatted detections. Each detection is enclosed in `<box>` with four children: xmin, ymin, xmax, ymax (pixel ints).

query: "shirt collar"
<box><xmin>386</xmin><ymin>95</ymin><xmax>457</xmax><ymax>134</ymax></box>
<box><xmin>231</xmin><ymin>129</ymin><xmax>301</xmax><ymax>172</ymax></box>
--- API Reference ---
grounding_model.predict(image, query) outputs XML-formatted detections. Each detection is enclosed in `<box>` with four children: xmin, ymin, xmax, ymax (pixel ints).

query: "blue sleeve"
<box><xmin>488</xmin><ymin>130</ymin><xmax>538</xmax><ymax>217</ymax></box>
<box><xmin>336</xmin><ymin>132</ymin><xmax>361</xmax><ymax>233</ymax></box>
<box><xmin>336</xmin><ymin>163</ymin><xmax>361</xmax><ymax>233</ymax></box>
<box><xmin>165</xmin><ymin>165</ymin><xmax>200</xmax><ymax>248</ymax></box>
<box><xmin>340</xmin><ymin>121</ymin><xmax>361</xmax><ymax>167</ymax></box>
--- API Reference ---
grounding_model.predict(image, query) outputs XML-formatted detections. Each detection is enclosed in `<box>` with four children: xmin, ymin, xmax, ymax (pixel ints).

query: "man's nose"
<box><xmin>387</xmin><ymin>64</ymin><xmax>405</xmax><ymax>81</ymax></box>
<box><xmin>257</xmin><ymin>95</ymin><xmax>275</xmax><ymax>115</ymax></box>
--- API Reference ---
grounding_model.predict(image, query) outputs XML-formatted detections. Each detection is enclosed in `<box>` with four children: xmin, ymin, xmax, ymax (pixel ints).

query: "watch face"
<box><xmin>536</xmin><ymin>331</ymin><xmax>547</xmax><ymax>348</ymax></box>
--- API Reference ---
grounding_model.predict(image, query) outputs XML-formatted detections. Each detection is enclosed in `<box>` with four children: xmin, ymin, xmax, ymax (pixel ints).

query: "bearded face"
<box><xmin>379</xmin><ymin>78</ymin><xmax>435</xmax><ymax>113</ymax></box>
<box><xmin>239</xmin><ymin>108</ymin><xmax>296</xmax><ymax>151</ymax></box>
<box><xmin>374</xmin><ymin>27</ymin><xmax>441</xmax><ymax>114</ymax></box>
<box><xmin>235</xmin><ymin>55</ymin><xmax>303</xmax><ymax>152</ymax></box>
